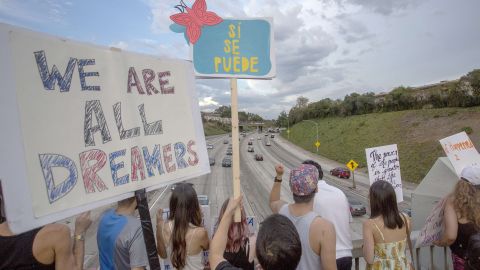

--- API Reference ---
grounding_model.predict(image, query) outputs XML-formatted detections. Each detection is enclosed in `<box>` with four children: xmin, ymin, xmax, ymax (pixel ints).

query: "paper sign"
<box><xmin>365</xmin><ymin>144</ymin><xmax>403</xmax><ymax>203</ymax></box>
<box><xmin>415</xmin><ymin>198</ymin><xmax>446</xmax><ymax>248</ymax></box>
<box><xmin>439</xmin><ymin>132</ymin><xmax>480</xmax><ymax>177</ymax></box>
<box><xmin>0</xmin><ymin>23</ymin><xmax>209</xmax><ymax>233</ymax></box>
<box><xmin>192</xmin><ymin>18</ymin><xmax>275</xmax><ymax>78</ymax></box>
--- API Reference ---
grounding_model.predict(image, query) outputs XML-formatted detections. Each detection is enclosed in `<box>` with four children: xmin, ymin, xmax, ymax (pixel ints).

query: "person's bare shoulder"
<box><xmin>38</xmin><ymin>223</ymin><xmax>70</xmax><ymax>240</ymax></box>
<box><xmin>312</xmin><ymin>217</ymin><xmax>334</xmax><ymax>234</ymax></box>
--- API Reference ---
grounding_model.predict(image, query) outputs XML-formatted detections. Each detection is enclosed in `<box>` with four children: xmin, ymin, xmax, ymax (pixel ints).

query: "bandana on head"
<box><xmin>289</xmin><ymin>164</ymin><xmax>318</xmax><ymax>196</ymax></box>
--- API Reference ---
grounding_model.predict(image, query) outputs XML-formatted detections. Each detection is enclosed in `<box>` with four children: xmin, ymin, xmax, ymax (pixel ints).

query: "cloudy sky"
<box><xmin>1</xmin><ymin>0</ymin><xmax>479</xmax><ymax>119</ymax></box>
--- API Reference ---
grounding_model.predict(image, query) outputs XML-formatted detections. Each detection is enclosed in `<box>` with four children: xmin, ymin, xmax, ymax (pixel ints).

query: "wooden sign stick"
<box><xmin>230</xmin><ymin>78</ymin><xmax>241</xmax><ymax>222</ymax></box>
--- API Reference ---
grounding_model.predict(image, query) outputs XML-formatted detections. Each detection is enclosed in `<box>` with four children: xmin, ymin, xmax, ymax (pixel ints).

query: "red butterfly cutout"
<box><xmin>170</xmin><ymin>0</ymin><xmax>223</xmax><ymax>44</ymax></box>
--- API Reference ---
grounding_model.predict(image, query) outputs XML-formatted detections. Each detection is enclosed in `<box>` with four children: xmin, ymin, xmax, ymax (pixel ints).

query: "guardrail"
<box><xmin>351</xmin><ymin>232</ymin><xmax>451</xmax><ymax>270</ymax></box>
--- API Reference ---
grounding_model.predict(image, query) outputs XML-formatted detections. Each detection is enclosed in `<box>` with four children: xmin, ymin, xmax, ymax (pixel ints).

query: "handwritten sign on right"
<box><xmin>365</xmin><ymin>144</ymin><xmax>403</xmax><ymax>203</ymax></box>
<box><xmin>439</xmin><ymin>131</ymin><xmax>480</xmax><ymax>177</ymax></box>
<box><xmin>415</xmin><ymin>198</ymin><xmax>446</xmax><ymax>248</ymax></box>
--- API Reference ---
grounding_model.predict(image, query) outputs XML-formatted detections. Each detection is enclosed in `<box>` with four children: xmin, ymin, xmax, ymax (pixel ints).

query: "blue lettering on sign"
<box><xmin>109</xmin><ymin>149</ymin><xmax>129</xmax><ymax>186</ymax></box>
<box><xmin>39</xmin><ymin>154</ymin><xmax>78</xmax><ymax>203</ymax></box>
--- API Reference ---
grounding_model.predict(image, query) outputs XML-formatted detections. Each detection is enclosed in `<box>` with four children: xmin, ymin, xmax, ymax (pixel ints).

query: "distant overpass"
<box><xmin>239</xmin><ymin>122</ymin><xmax>265</xmax><ymax>132</ymax></box>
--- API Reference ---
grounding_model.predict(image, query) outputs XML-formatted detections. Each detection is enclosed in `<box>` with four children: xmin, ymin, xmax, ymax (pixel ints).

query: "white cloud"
<box><xmin>109</xmin><ymin>41</ymin><xmax>129</xmax><ymax>50</ymax></box>
<box><xmin>199</xmin><ymin>96</ymin><xmax>219</xmax><ymax>107</ymax></box>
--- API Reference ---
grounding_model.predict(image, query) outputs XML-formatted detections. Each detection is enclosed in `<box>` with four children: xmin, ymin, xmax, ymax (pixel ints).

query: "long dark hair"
<box><xmin>168</xmin><ymin>183</ymin><xmax>202</xmax><ymax>269</ymax></box>
<box><xmin>369</xmin><ymin>180</ymin><xmax>404</xmax><ymax>229</ymax></box>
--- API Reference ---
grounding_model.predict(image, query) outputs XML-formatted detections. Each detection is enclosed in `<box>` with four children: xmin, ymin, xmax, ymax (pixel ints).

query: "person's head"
<box><xmin>302</xmin><ymin>160</ymin><xmax>324</xmax><ymax>180</ymax></box>
<box><xmin>466</xmin><ymin>233</ymin><xmax>480</xmax><ymax>270</ymax></box>
<box><xmin>168</xmin><ymin>182</ymin><xmax>202</xmax><ymax>269</ymax></box>
<box><xmin>117</xmin><ymin>196</ymin><xmax>137</xmax><ymax>209</ymax></box>
<box><xmin>216</xmin><ymin>198</ymin><xmax>249</xmax><ymax>252</ymax></box>
<box><xmin>256</xmin><ymin>214</ymin><xmax>301</xmax><ymax>270</ymax></box>
<box><xmin>369</xmin><ymin>180</ymin><xmax>404</xmax><ymax>229</ymax></box>
<box><xmin>289</xmin><ymin>164</ymin><xmax>318</xmax><ymax>204</ymax></box>
<box><xmin>453</xmin><ymin>166</ymin><xmax>480</xmax><ymax>227</ymax></box>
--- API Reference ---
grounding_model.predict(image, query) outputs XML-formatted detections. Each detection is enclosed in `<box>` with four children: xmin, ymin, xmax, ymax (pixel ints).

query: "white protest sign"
<box><xmin>439</xmin><ymin>132</ymin><xmax>480</xmax><ymax>177</ymax></box>
<box><xmin>0</xmin><ymin>23</ymin><xmax>209</xmax><ymax>233</ymax></box>
<box><xmin>415</xmin><ymin>198</ymin><xmax>446</xmax><ymax>248</ymax></box>
<box><xmin>365</xmin><ymin>144</ymin><xmax>403</xmax><ymax>203</ymax></box>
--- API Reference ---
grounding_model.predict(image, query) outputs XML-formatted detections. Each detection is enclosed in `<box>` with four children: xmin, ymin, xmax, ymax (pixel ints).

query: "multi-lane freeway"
<box><xmin>73</xmin><ymin>132</ymin><xmax>415</xmax><ymax>268</ymax></box>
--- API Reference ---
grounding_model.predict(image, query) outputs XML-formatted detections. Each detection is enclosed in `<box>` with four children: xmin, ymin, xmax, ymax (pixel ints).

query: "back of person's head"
<box><xmin>216</xmin><ymin>199</ymin><xmax>249</xmax><ymax>253</ymax></box>
<box><xmin>454</xmin><ymin>166</ymin><xmax>480</xmax><ymax>227</ymax></box>
<box><xmin>467</xmin><ymin>233</ymin><xmax>480</xmax><ymax>270</ymax></box>
<box><xmin>169</xmin><ymin>183</ymin><xmax>202</xmax><ymax>269</ymax></box>
<box><xmin>117</xmin><ymin>196</ymin><xmax>136</xmax><ymax>207</ymax></box>
<box><xmin>0</xmin><ymin>181</ymin><xmax>5</xmax><ymax>223</ymax></box>
<box><xmin>289</xmin><ymin>164</ymin><xmax>318</xmax><ymax>204</ymax></box>
<box><xmin>302</xmin><ymin>160</ymin><xmax>324</xmax><ymax>180</ymax></box>
<box><xmin>369</xmin><ymin>180</ymin><xmax>404</xmax><ymax>229</ymax></box>
<box><xmin>256</xmin><ymin>214</ymin><xmax>301</xmax><ymax>270</ymax></box>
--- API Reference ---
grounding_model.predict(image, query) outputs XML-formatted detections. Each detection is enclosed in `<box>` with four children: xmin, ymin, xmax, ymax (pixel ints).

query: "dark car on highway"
<box><xmin>348</xmin><ymin>199</ymin><xmax>366</xmax><ymax>216</ymax></box>
<box><xmin>248</xmin><ymin>141</ymin><xmax>253</xmax><ymax>145</ymax></box>
<box><xmin>247</xmin><ymin>146</ymin><xmax>254</xmax><ymax>152</ymax></box>
<box><xmin>226</xmin><ymin>149</ymin><xmax>232</xmax><ymax>155</ymax></box>
<box><xmin>222</xmin><ymin>157</ymin><xmax>232</xmax><ymax>167</ymax></box>
<box><xmin>255</xmin><ymin>154</ymin><xmax>263</xmax><ymax>161</ymax></box>
<box><xmin>209</xmin><ymin>157</ymin><xmax>215</xmax><ymax>166</ymax></box>
<box><xmin>270</xmin><ymin>134</ymin><xmax>275</xmax><ymax>138</ymax></box>
<box><xmin>223</xmin><ymin>139</ymin><xmax>228</xmax><ymax>144</ymax></box>
<box><xmin>330</xmin><ymin>167</ymin><xmax>351</xmax><ymax>179</ymax></box>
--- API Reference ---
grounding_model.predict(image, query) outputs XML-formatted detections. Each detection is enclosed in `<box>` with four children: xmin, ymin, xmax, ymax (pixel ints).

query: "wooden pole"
<box><xmin>230</xmin><ymin>78</ymin><xmax>241</xmax><ymax>222</ymax></box>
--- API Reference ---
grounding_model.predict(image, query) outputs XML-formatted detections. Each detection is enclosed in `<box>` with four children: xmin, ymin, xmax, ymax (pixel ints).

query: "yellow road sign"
<box><xmin>315</xmin><ymin>141</ymin><xmax>320</xmax><ymax>148</ymax></box>
<box><xmin>346</xmin><ymin>159</ymin><xmax>358</xmax><ymax>171</ymax></box>
<box><xmin>287</xmin><ymin>129</ymin><xmax>290</xmax><ymax>134</ymax></box>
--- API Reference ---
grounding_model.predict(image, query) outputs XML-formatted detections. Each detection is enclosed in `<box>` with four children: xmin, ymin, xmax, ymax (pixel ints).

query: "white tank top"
<box><xmin>279</xmin><ymin>204</ymin><xmax>322</xmax><ymax>270</ymax></box>
<box><xmin>163</xmin><ymin>222</ymin><xmax>204</xmax><ymax>270</ymax></box>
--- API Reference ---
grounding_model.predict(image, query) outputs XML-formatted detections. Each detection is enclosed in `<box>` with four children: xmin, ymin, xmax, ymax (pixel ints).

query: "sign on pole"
<box><xmin>346</xmin><ymin>159</ymin><xmax>359</xmax><ymax>171</ymax></box>
<box><xmin>365</xmin><ymin>144</ymin><xmax>403</xmax><ymax>203</ymax></box>
<box><xmin>439</xmin><ymin>131</ymin><xmax>480</xmax><ymax>177</ymax></box>
<box><xmin>0</xmin><ymin>23</ymin><xmax>209</xmax><ymax>233</ymax></box>
<box><xmin>415</xmin><ymin>198</ymin><xmax>447</xmax><ymax>248</ymax></box>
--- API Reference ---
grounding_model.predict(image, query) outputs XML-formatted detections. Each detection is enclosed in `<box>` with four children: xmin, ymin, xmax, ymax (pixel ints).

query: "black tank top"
<box><xmin>0</xmin><ymin>227</ymin><xmax>55</xmax><ymax>270</ymax></box>
<box><xmin>223</xmin><ymin>238</ymin><xmax>254</xmax><ymax>270</ymax></box>
<box><xmin>450</xmin><ymin>222</ymin><xmax>478</xmax><ymax>259</ymax></box>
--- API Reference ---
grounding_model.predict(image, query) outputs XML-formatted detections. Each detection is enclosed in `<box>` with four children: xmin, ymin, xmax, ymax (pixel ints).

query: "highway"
<box><xmin>73</xmin><ymin>132</ymin><xmax>415</xmax><ymax>269</ymax></box>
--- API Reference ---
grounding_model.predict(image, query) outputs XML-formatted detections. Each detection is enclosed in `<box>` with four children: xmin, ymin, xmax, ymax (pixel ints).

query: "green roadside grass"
<box><xmin>283</xmin><ymin>107</ymin><xmax>480</xmax><ymax>183</ymax></box>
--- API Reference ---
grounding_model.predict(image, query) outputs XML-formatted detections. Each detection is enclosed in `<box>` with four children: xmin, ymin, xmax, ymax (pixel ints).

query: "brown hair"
<box><xmin>453</xmin><ymin>180</ymin><xmax>480</xmax><ymax>227</ymax></box>
<box><xmin>0</xmin><ymin>181</ymin><xmax>5</xmax><ymax>223</ymax></box>
<box><xmin>369</xmin><ymin>180</ymin><xmax>404</xmax><ymax>229</ymax></box>
<box><xmin>215</xmin><ymin>199</ymin><xmax>249</xmax><ymax>252</ymax></box>
<box><xmin>168</xmin><ymin>183</ymin><xmax>202</xmax><ymax>269</ymax></box>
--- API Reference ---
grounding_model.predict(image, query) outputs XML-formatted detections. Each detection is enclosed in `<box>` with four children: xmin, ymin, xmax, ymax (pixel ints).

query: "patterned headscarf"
<box><xmin>289</xmin><ymin>164</ymin><xmax>318</xmax><ymax>196</ymax></box>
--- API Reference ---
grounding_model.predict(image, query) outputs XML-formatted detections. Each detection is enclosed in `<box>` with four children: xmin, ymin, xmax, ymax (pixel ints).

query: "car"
<box><xmin>247</xmin><ymin>146</ymin><xmax>254</xmax><ymax>152</ymax></box>
<box><xmin>330</xmin><ymin>167</ymin><xmax>351</xmax><ymax>179</ymax></box>
<box><xmin>226</xmin><ymin>149</ymin><xmax>232</xmax><ymax>155</ymax></box>
<box><xmin>197</xmin><ymin>195</ymin><xmax>209</xmax><ymax>206</ymax></box>
<box><xmin>264</xmin><ymin>134</ymin><xmax>268</xmax><ymax>136</ymax></box>
<box><xmin>207</xmin><ymin>144</ymin><xmax>214</xmax><ymax>149</ymax></box>
<box><xmin>209</xmin><ymin>157</ymin><xmax>215</xmax><ymax>166</ymax></box>
<box><xmin>248</xmin><ymin>141</ymin><xmax>253</xmax><ymax>145</ymax></box>
<box><xmin>265</xmin><ymin>141</ymin><xmax>271</xmax><ymax>146</ymax></box>
<box><xmin>229</xmin><ymin>134</ymin><xmax>232</xmax><ymax>137</ymax></box>
<box><xmin>257</xmin><ymin>136</ymin><xmax>261</xmax><ymax>140</ymax></box>
<box><xmin>270</xmin><ymin>134</ymin><xmax>275</xmax><ymax>138</ymax></box>
<box><xmin>171</xmin><ymin>182</ymin><xmax>193</xmax><ymax>191</ymax></box>
<box><xmin>222</xmin><ymin>157</ymin><xmax>232</xmax><ymax>167</ymax></box>
<box><xmin>249</xmin><ymin>138</ymin><xmax>254</xmax><ymax>141</ymax></box>
<box><xmin>255</xmin><ymin>154</ymin><xmax>263</xmax><ymax>161</ymax></box>
<box><xmin>223</xmin><ymin>140</ymin><xmax>228</xmax><ymax>144</ymax></box>
<box><xmin>348</xmin><ymin>199</ymin><xmax>366</xmax><ymax>216</ymax></box>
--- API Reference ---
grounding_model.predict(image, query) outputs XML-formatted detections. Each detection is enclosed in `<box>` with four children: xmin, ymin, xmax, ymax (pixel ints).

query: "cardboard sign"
<box><xmin>192</xmin><ymin>18</ymin><xmax>275</xmax><ymax>78</ymax></box>
<box><xmin>0</xmin><ymin>23</ymin><xmax>209</xmax><ymax>233</ymax></box>
<box><xmin>365</xmin><ymin>144</ymin><xmax>403</xmax><ymax>203</ymax></box>
<box><xmin>439</xmin><ymin>132</ymin><xmax>480</xmax><ymax>177</ymax></box>
<box><xmin>415</xmin><ymin>198</ymin><xmax>446</xmax><ymax>248</ymax></box>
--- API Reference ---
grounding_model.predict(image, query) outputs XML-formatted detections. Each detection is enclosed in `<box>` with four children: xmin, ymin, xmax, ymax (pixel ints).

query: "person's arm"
<box><xmin>434</xmin><ymin>198</ymin><xmax>458</xmax><ymax>246</ymax></box>
<box><xmin>209</xmin><ymin>197</ymin><xmax>242</xmax><ymax>270</ymax></box>
<box><xmin>269</xmin><ymin>164</ymin><xmax>287</xmax><ymax>213</ymax></box>
<box><xmin>317</xmin><ymin>219</ymin><xmax>337</xmax><ymax>270</ymax></box>
<box><xmin>155</xmin><ymin>208</ymin><xmax>168</xmax><ymax>259</ymax></box>
<box><xmin>55</xmin><ymin>212</ymin><xmax>92</xmax><ymax>270</ymax></box>
<box><xmin>362</xmin><ymin>220</ymin><xmax>375</xmax><ymax>264</ymax></box>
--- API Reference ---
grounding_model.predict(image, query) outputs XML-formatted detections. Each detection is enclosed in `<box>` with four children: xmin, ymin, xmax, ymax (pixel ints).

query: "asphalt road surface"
<box><xmin>69</xmin><ymin>132</ymin><xmax>415</xmax><ymax>269</ymax></box>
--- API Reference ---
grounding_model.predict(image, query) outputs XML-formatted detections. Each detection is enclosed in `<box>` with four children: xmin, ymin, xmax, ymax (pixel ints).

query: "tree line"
<box><xmin>276</xmin><ymin>69</ymin><xmax>480</xmax><ymax>126</ymax></box>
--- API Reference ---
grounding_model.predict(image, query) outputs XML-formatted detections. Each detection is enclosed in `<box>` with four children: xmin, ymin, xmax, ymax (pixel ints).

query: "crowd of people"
<box><xmin>1</xmin><ymin>161</ymin><xmax>480</xmax><ymax>270</ymax></box>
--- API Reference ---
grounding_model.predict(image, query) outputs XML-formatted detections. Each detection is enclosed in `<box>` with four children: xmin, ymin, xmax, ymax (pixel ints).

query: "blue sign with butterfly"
<box><xmin>191</xmin><ymin>18</ymin><xmax>275</xmax><ymax>79</ymax></box>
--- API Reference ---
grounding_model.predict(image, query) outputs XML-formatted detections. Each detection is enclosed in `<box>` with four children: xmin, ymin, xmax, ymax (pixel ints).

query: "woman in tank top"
<box><xmin>214</xmin><ymin>199</ymin><xmax>256</xmax><ymax>270</ymax></box>
<box><xmin>156</xmin><ymin>183</ymin><xmax>210</xmax><ymax>270</ymax></box>
<box><xmin>434</xmin><ymin>166</ymin><xmax>480</xmax><ymax>270</ymax></box>
<box><xmin>363</xmin><ymin>180</ymin><xmax>412</xmax><ymax>270</ymax></box>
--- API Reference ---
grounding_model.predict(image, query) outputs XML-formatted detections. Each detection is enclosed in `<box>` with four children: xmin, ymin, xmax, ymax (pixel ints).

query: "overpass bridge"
<box><xmin>239</xmin><ymin>121</ymin><xmax>265</xmax><ymax>132</ymax></box>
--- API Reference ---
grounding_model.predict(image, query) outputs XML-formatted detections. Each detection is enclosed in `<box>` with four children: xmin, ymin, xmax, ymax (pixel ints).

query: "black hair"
<box><xmin>292</xmin><ymin>192</ymin><xmax>316</xmax><ymax>204</ymax></box>
<box><xmin>369</xmin><ymin>180</ymin><xmax>404</xmax><ymax>229</ymax></box>
<box><xmin>0</xmin><ymin>181</ymin><xmax>5</xmax><ymax>223</ymax></box>
<box><xmin>256</xmin><ymin>214</ymin><xmax>301</xmax><ymax>270</ymax></box>
<box><xmin>302</xmin><ymin>160</ymin><xmax>324</xmax><ymax>180</ymax></box>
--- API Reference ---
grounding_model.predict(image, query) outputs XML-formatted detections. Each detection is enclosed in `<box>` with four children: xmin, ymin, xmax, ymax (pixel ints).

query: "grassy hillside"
<box><xmin>283</xmin><ymin>107</ymin><xmax>480</xmax><ymax>183</ymax></box>
<box><xmin>203</xmin><ymin>121</ymin><xmax>229</xmax><ymax>136</ymax></box>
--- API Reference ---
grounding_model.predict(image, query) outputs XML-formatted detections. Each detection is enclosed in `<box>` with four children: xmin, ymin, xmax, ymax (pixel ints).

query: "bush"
<box><xmin>462</xmin><ymin>126</ymin><xmax>473</xmax><ymax>134</ymax></box>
